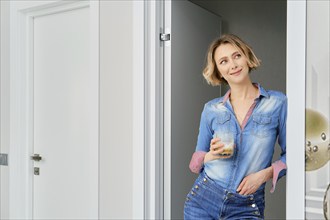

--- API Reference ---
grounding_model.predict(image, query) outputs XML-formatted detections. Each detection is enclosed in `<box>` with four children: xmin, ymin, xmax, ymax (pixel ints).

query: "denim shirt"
<box><xmin>194</xmin><ymin>84</ymin><xmax>287</xmax><ymax>193</ymax></box>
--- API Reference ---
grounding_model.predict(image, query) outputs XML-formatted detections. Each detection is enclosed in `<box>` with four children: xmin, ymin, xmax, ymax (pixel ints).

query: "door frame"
<box><xmin>153</xmin><ymin>0</ymin><xmax>307</xmax><ymax>219</ymax></box>
<box><xmin>286</xmin><ymin>1</ymin><xmax>306</xmax><ymax>218</ymax></box>
<box><xmin>9</xmin><ymin>1</ymin><xmax>100</xmax><ymax>218</ymax></box>
<box><xmin>144</xmin><ymin>1</ymin><xmax>165</xmax><ymax>219</ymax></box>
<box><xmin>0</xmin><ymin>1</ymin><xmax>10</xmax><ymax>219</ymax></box>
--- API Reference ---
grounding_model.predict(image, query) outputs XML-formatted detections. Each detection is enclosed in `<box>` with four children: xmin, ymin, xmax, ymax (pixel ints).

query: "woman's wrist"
<box><xmin>204</xmin><ymin>152</ymin><xmax>212</xmax><ymax>163</ymax></box>
<box><xmin>261</xmin><ymin>166</ymin><xmax>273</xmax><ymax>183</ymax></box>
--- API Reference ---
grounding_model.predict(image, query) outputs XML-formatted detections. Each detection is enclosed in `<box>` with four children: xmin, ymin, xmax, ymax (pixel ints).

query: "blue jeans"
<box><xmin>184</xmin><ymin>171</ymin><xmax>265</xmax><ymax>220</ymax></box>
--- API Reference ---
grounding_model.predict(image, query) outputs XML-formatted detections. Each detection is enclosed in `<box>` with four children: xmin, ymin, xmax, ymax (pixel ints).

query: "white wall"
<box><xmin>100</xmin><ymin>1</ymin><xmax>134</xmax><ymax>219</ymax></box>
<box><xmin>190</xmin><ymin>1</ymin><xmax>287</xmax><ymax>219</ymax></box>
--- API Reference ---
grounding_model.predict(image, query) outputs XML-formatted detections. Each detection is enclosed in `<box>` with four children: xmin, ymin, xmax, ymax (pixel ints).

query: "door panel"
<box><xmin>33</xmin><ymin>6</ymin><xmax>97</xmax><ymax>219</ymax></box>
<box><xmin>169</xmin><ymin>0</ymin><xmax>221</xmax><ymax>218</ymax></box>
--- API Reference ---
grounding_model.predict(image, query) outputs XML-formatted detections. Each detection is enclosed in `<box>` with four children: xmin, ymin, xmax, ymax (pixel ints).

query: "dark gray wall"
<box><xmin>171</xmin><ymin>1</ymin><xmax>222</xmax><ymax>219</ymax></box>
<box><xmin>189</xmin><ymin>1</ymin><xmax>287</xmax><ymax>219</ymax></box>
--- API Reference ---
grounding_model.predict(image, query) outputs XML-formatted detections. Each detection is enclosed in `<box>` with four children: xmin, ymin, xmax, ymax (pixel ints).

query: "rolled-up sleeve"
<box><xmin>270</xmin><ymin>97</ymin><xmax>287</xmax><ymax>193</ymax></box>
<box><xmin>189</xmin><ymin>104</ymin><xmax>213</xmax><ymax>173</ymax></box>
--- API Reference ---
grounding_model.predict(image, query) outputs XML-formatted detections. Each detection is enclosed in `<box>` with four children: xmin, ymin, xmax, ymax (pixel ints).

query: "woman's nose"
<box><xmin>230</xmin><ymin>59</ymin><xmax>238</xmax><ymax>69</ymax></box>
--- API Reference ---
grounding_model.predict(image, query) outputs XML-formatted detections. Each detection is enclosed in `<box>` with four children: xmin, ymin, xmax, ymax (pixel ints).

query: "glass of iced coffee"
<box><xmin>214</xmin><ymin>132</ymin><xmax>235</xmax><ymax>158</ymax></box>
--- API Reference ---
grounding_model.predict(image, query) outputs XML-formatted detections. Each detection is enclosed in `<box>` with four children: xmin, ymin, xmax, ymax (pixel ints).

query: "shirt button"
<box><xmin>249</xmin><ymin>197</ymin><xmax>254</xmax><ymax>201</ymax></box>
<box><xmin>254</xmin><ymin>211</ymin><xmax>260</xmax><ymax>215</ymax></box>
<box><xmin>191</xmin><ymin>191</ymin><xmax>195</xmax><ymax>196</ymax></box>
<box><xmin>251</xmin><ymin>203</ymin><xmax>256</xmax><ymax>208</ymax></box>
<box><xmin>203</xmin><ymin>178</ymin><xmax>207</xmax><ymax>182</ymax></box>
<box><xmin>194</xmin><ymin>185</ymin><xmax>199</xmax><ymax>189</ymax></box>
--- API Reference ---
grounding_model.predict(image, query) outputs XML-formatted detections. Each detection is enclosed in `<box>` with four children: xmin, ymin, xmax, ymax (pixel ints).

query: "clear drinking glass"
<box><xmin>214</xmin><ymin>132</ymin><xmax>235</xmax><ymax>157</ymax></box>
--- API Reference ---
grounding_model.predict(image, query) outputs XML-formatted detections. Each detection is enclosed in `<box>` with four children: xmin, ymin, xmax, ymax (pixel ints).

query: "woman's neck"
<box><xmin>229</xmin><ymin>81</ymin><xmax>258</xmax><ymax>101</ymax></box>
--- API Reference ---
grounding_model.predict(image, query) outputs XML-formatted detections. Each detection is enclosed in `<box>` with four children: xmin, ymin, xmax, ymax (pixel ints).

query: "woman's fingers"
<box><xmin>238</xmin><ymin>185</ymin><xmax>252</xmax><ymax>195</ymax></box>
<box><xmin>211</xmin><ymin>143</ymin><xmax>224</xmax><ymax>155</ymax></box>
<box><xmin>214</xmin><ymin>147</ymin><xmax>224</xmax><ymax>155</ymax></box>
<box><xmin>237</xmin><ymin>175</ymin><xmax>259</xmax><ymax>195</ymax></box>
<box><xmin>237</xmin><ymin>178</ymin><xmax>246</xmax><ymax>192</ymax></box>
<box><xmin>240</xmin><ymin>187</ymin><xmax>251</xmax><ymax>195</ymax></box>
<box><xmin>210</xmin><ymin>137</ymin><xmax>220</xmax><ymax>145</ymax></box>
<box><xmin>237</xmin><ymin>178</ymin><xmax>251</xmax><ymax>195</ymax></box>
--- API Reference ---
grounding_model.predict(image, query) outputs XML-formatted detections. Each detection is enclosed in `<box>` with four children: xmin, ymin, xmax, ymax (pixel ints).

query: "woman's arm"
<box><xmin>189</xmin><ymin>137</ymin><xmax>225</xmax><ymax>173</ymax></box>
<box><xmin>270</xmin><ymin>96</ymin><xmax>287</xmax><ymax>192</ymax></box>
<box><xmin>189</xmin><ymin>104</ymin><xmax>213</xmax><ymax>173</ymax></box>
<box><xmin>237</xmin><ymin>96</ymin><xmax>288</xmax><ymax>195</ymax></box>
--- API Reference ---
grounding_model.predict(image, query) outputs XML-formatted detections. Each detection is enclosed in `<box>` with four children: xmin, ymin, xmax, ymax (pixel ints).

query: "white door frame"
<box><xmin>9</xmin><ymin>1</ymin><xmax>100</xmax><ymax>219</ymax></box>
<box><xmin>163</xmin><ymin>1</ymin><xmax>171</xmax><ymax>219</ymax></box>
<box><xmin>286</xmin><ymin>0</ymin><xmax>306</xmax><ymax>218</ymax></box>
<box><xmin>0</xmin><ymin>1</ymin><xmax>10</xmax><ymax>219</ymax></box>
<box><xmin>144</xmin><ymin>1</ymin><xmax>165</xmax><ymax>219</ymax></box>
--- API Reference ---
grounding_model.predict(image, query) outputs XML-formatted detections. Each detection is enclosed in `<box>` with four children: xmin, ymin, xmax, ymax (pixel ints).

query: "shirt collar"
<box><xmin>222</xmin><ymin>83</ymin><xmax>270</xmax><ymax>104</ymax></box>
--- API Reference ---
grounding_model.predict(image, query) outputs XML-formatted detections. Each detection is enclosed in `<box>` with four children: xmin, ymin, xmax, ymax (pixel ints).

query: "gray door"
<box><xmin>170</xmin><ymin>0</ymin><xmax>221</xmax><ymax>218</ymax></box>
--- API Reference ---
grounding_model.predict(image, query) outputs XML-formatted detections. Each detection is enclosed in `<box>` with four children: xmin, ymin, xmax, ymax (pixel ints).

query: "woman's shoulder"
<box><xmin>204</xmin><ymin>96</ymin><xmax>223</xmax><ymax>107</ymax></box>
<box><xmin>202</xmin><ymin>96</ymin><xmax>228</xmax><ymax>114</ymax></box>
<box><xmin>266</xmin><ymin>90</ymin><xmax>287</xmax><ymax>101</ymax></box>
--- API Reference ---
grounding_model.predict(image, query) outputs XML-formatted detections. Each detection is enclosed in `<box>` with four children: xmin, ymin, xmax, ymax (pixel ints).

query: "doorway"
<box><xmin>166</xmin><ymin>0</ymin><xmax>287</xmax><ymax>219</ymax></box>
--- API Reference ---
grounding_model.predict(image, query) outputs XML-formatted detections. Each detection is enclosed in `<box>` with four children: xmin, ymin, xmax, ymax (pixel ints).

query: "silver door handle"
<box><xmin>31</xmin><ymin>154</ymin><xmax>42</xmax><ymax>162</ymax></box>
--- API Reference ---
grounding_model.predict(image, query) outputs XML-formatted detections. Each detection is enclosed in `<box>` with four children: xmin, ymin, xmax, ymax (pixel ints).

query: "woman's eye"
<box><xmin>220</xmin><ymin>60</ymin><xmax>227</xmax><ymax>65</ymax></box>
<box><xmin>235</xmin><ymin>54</ymin><xmax>241</xmax><ymax>59</ymax></box>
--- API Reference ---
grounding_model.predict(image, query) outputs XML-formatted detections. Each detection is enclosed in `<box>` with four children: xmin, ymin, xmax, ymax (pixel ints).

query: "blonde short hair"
<box><xmin>203</xmin><ymin>34</ymin><xmax>261</xmax><ymax>86</ymax></box>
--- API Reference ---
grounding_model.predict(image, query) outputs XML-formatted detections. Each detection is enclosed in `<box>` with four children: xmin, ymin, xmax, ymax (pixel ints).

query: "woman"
<box><xmin>184</xmin><ymin>34</ymin><xmax>287</xmax><ymax>219</ymax></box>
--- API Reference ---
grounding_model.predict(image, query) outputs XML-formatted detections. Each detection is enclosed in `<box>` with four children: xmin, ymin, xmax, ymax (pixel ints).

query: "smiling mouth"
<box><xmin>230</xmin><ymin>69</ymin><xmax>242</xmax><ymax>75</ymax></box>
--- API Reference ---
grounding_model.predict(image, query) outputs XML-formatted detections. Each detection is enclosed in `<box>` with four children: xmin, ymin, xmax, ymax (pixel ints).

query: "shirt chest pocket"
<box><xmin>252</xmin><ymin>115</ymin><xmax>277</xmax><ymax>138</ymax></box>
<box><xmin>214</xmin><ymin>111</ymin><xmax>235</xmax><ymax>134</ymax></box>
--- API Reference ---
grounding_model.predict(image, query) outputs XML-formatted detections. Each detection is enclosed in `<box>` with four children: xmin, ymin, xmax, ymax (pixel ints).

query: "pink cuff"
<box><xmin>189</xmin><ymin>151</ymin><xmax>207</xmax><ymax>174</ymax></box>
<box><xmin>270</xmin><ymin>160</ymin><xmax>287</xmax><ymax>193</ymax></box>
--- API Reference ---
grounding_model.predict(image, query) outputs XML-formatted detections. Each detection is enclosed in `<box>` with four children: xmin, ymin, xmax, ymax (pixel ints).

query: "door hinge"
<box><xmin>160</xmin><ymin>33</ymin><xmax>170</xmax><ymax>41</ymax></box>
<box><xmin>0</xmin><ymin>153</ymin><xmax>8</xmax><ymax>166</ymax></box>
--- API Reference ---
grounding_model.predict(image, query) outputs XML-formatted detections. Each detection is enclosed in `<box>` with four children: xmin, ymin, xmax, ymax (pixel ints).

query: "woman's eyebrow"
<box><xmin>218</xmin><ymin>51</ymin><xmax>240</xmax><ymax>61</ymax></box>
<box><xmin>231</xmin><ymin>51</ymin><xmax>240</xmax><ymax>56</ymax></box>
<box><xmin>217</xmin><ymin>56</ymin><xmax>226</xmax><ymax>62</ymax></box>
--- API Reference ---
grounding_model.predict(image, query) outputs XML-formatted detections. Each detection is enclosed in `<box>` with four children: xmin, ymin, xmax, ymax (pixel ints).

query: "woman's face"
<box><xmin>214</xmin><ymin>43</ymin><xmax>250</xmax><ymax>85</ymax></box>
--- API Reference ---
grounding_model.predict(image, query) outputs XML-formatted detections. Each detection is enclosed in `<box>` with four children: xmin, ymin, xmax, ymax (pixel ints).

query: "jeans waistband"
<box><xmin>199</xmin><ymin>170</ymin><xmax>265</xmax><ymax>199</ymax></box>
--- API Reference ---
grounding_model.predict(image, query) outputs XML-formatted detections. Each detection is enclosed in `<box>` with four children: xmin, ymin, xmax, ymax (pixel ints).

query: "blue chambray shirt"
<box><xmin>196</xmin><ymin>84</ymin><xmax>287</xmax><ymax>192</ymax></box>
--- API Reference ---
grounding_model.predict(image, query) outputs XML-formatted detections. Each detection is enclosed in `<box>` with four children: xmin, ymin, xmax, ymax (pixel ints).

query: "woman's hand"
<box><xmin>204</xmin><ymin>137</ymin><xmax>228</xmax><ymax>163</ymax></box>
<box><xmin>236</xmin><ymin>166</ymin><xmax>273</xmax><ymax>195</ymax></box>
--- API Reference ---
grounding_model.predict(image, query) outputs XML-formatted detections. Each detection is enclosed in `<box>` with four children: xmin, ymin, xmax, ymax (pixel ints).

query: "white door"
<box><xmin>163</xmin><ymin>0</ymin><xmax>221</xmax><ymax>219</ymax></box>
<box><xmin>9</xmin><ymin>1</ymin><xmax>99</xmax><ymax>219</ymax></box>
